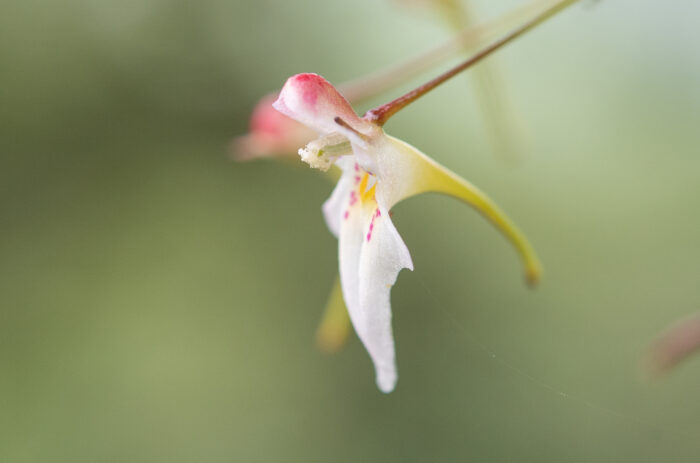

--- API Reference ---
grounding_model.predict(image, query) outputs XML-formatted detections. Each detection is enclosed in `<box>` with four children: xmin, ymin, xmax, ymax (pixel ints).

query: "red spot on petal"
<box><xmin>344</xmin><ymin>210</ymin><xmax>349</xmax><ymax>220</ymax></box>
<box><xmin>349</xmin><ymin>190</ymin><xmax>357</xmax><ymax>206</ymax></box>
<box><xmin>288</xmin><ymin>74</ymin><xmax>330</xmax><ymax>111</ymax></box>
<box><xmin>303</xmin><ymin>89</ymin><xmax>318</xmax><ymax>107</ymax></box>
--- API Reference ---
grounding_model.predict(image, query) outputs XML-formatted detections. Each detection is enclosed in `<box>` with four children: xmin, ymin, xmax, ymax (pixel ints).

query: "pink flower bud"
<box><xmin>231</xmin><ymin>94</ymin><xmax>316</xmax><ymax>162</ymax></box>
<box><xmin>273</xmin><ymin>73</ymin><xmax>371</xmax><ymax>137</ymax></box>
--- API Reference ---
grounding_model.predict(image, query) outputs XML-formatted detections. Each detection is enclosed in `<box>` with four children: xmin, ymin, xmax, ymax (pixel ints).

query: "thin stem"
<box><xmin>340</xmin><ymin>8</ymin><xmax>512</xmax><ymax>102</ymax></box>
<box><xmin>445</xmin><ymin>0</ymin><xmax>528</xmax><ymax>164</ymax></box>
<box><xmin>364</xmin><ymin>0</ymin><xmax>580</xmax><ymax>126</ymax></box>
<box><xmin>339</xmin><ymin>0</ymin><xmax>565</xmax><ymax>103</ymax></box>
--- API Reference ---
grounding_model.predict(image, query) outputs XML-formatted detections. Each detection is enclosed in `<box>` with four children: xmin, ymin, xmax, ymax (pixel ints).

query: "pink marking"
<box><xmin>291</xmin><ymin>74</ymin><xmax>322</xmax><ymax>107</ymax></box>
<box><xmin>294</xmin><ymin>74</ymin><xmax>317</xmax><ymax>83</ymax></box>
<box><xmin>354</xmin><ymin>163</ymin><xmax>359</xmax><ymax>172</ymax></box>
<box><xmin>354</xmin><ymin>175</ymin><xmax>361</xmax><ymax>184</ymax></box>
<box><xmin>349</xmin><ymin>190</ymin><xmax>357</xmax><ymax>206</ymax></box>
<box><xmin>303</xmin><ymin>89</ymin><xmax>318</xmax><ymax>107</ymax></box>
<box><xmin>344</xmin><ymin>210</ymin><xmax>349</xmax><ymax>220</ymax></box>
<box><xmin>366</xmin><ymin>208</ymin><xmax>381</xmax><ymax>242</ymax></box>
<box><xmin>275</xmin><ymin>73</ymin><xmax>366</xmax><ymax>132</ymax></box>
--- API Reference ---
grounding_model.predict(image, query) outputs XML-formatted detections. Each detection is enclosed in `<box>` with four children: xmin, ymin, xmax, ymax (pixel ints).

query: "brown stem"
<box><xmin>364</xmin><ymin>0</ymin><xmax>579</xmax><ymax>126</ymax></box>
<box><xmin>340</xmin><ymin>0</ymin><xmax>568</xmax><ymax>103</ymax></box>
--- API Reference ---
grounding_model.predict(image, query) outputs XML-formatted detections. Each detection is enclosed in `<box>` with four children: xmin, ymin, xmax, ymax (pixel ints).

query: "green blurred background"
<box><xmin>2</xmin><ymin>0</ymin><xmax>700</xmax><ymax>461</ymax></box>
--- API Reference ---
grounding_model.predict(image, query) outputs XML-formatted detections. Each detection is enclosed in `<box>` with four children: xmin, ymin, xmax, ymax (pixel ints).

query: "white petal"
<box><xmin>322</xmin><ymin>157</ymin><xmax>356</xmax><ymax>237</ymax></box>
<box><xmin>339</xmin><ymin>201</ymin><xmax>413</xmax><ymax>393</ymax></box>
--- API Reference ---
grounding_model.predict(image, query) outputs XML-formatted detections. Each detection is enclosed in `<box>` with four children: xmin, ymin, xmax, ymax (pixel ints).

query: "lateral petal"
<box><xmin>339</xmin><ymin>198</ymin><xmax>413</xmax><ymax>393</ymax></box>
<box><xmin>372</xmin><ymin>134</ymin><xmax>541</xmax><ymax>285</ymax></box>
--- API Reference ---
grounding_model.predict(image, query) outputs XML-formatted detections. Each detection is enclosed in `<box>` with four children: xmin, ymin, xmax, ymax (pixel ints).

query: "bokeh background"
<box><xmin>2</xmin><ymin>0</ymin><xmax>700</xmax><ymax>461</ymax></box>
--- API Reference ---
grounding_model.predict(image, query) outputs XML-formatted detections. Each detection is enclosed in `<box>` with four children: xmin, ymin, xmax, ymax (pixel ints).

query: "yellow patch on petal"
<box><xmin>361</xmin><ymin>183</ymin><xmax>377</xmax><ymax>203</ymax></box>
<box><xmin>359</xmin><ymin>173</ymin><xmax>369</xmax><ymax>195</ymax></box>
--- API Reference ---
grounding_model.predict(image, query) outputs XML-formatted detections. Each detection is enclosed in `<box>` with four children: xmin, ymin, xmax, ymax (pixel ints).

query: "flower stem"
<box><xmin>364</xmin><ymin>0</ymin><xmax>580</xmax><ymax>126</ymax></box>
<box><xmin>339</xmin><ymin>0</ymin><xmax>537</xmax><ymax>103</ymax></box>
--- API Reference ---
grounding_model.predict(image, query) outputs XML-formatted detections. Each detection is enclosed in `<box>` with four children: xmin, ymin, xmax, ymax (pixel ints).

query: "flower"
<box><xmin>273</xmin><ymin>73</ymin><xmax>540</xmax><ymax>392</ymax></box>
<box><xmin>229</xmin><ymin>7</ymin><xmax>551</xmax><ymax>356</ymax></box>
<box><xmin>230</xmin><ymin>94</ymin><xmax>316</xmax><ymax>162</ymax></box>
<box><xmin>256</xmin><ymin>0</ymin><xmax>578</xmax><ymax>391</ymax></box>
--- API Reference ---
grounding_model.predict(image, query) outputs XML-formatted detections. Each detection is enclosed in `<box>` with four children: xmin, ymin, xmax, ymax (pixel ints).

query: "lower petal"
<box><xmin>339</xmin><ymin>203</ymin><xmax>413</xmax><ymax>393</ymax></box>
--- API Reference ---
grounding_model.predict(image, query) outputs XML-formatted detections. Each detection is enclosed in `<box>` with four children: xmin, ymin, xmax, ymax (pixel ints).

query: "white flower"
<box><xmin>274</xmin><ymin>73</ymin><xmax>540</xmax><ymax>392</ymax></box>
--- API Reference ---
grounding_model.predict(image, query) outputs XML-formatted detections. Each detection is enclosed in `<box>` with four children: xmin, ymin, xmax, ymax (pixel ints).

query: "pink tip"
<box><xmin>272</xmin><ymin>73</ymin><xmax>369</xmax><ymax>135</ymax></box>
<box><xmin>293</xmin><ymin>74</ymin><xmax>321</xmax><ymax>107</ymax></box>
